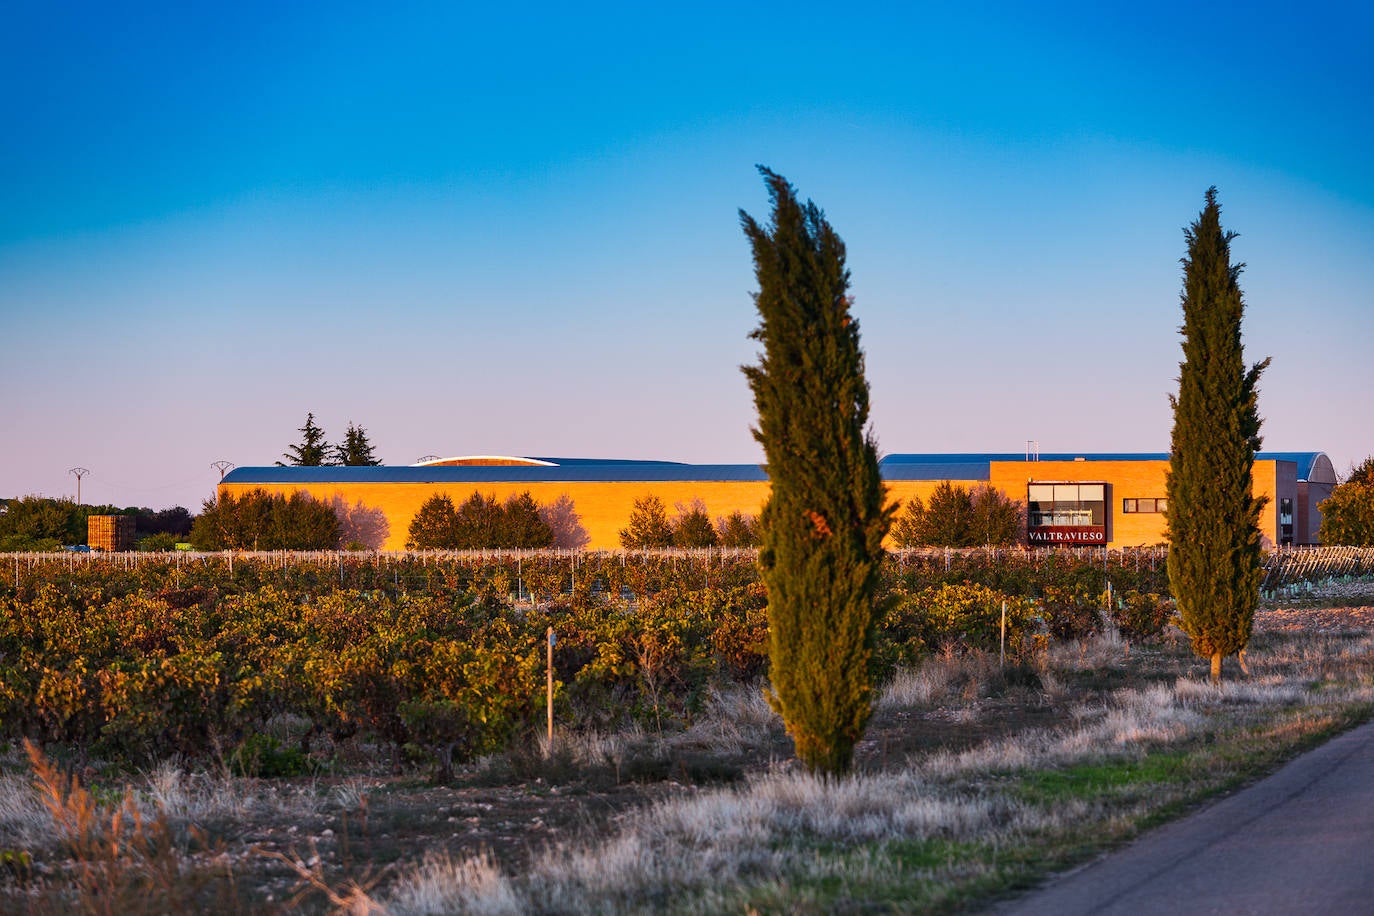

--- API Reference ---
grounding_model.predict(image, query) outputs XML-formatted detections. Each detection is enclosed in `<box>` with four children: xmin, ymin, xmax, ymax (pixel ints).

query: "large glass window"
<box><xmin>1028</xmin><ymin>482</ymin><xmax>1105</xmax><ymax>528</ymax></box>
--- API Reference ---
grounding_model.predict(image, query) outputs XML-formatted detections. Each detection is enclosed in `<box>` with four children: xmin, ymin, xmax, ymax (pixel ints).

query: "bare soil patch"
<box><xmin>1254</xmin><ymin>604</ymin><xmax>1374</xmax><ymax>633</ymax></box>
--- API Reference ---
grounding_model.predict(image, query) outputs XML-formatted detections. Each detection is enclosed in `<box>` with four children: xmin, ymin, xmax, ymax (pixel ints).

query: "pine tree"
<box><xmin>406</xmin><ymin>493</ymin><xmax>458</xmax><ymax>549</ymax></box>
<box><xmin>670</xmin><ymin>500</ymin><xmax>719</xmax><ymax>548</ymax></box>
<box><xmin>714</xmin><ymin>511</ymin><xmax>760</xmax><ymax>548</ymax></box>
<box><xmin>501</xmin><ymin>492</ymin><xmax>555</xmax><ymax>548</ymax></box>
<box><xmin>892</xmin><ymin>481</ymin><xmax>973</xmax><ymax>547</ymax></box>
<box><xmin>452</xmin><ymin>492</ymin><xmax>503</xmax><ymax>548</ymax></box>
<box><xmin>335</xmin><ymin>422</ymin><xmax>382</xmax><ymax>466</ymax></box>
<box><xmin>277</xmin><ymin>413</ymin><xmax>333</xmax><ymax>467</ymax></box>
<box><xmin>741</xmin><ymin>167</ymin><xmax>893</xmax><ymax>776</ymax></box>
<box><xmin>619</xmin><ymin>495</ymin><xmax>674</xmax><ymax>549</ymax></box>
<box><xmin>1166</xmin><ymin>187</ymin><xmax>1270</xmax><ymax>684</ymax></box>
<box><xmin>190</xmin><ymin>489</ymin><xmax>338</xmax><ymax>550</ymax></box>
<box><xmin>968</xmin><ymin>484</ymin><xmax>1022</xmax><ymax>546</ymax></box>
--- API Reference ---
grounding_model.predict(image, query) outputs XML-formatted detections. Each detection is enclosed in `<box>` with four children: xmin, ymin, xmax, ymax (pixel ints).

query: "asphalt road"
<box><xmin>994</xmin><ymin>719</ymin><xmax>1374</xmax><ymax>915</ymax></box>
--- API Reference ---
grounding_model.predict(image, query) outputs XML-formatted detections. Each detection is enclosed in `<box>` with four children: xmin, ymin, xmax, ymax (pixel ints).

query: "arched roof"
<box><xmin>412</xmin><ymin>456</ymin><xmax>558</xmax><ymax>467</ymax></box>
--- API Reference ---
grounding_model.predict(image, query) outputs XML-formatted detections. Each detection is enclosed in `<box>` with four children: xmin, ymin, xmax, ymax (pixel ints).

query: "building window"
<box><xmin>1122</xmin><ymin>498</ymin><xmax>1167</xmax><ymax>513</ymax></box>
<box><xmin>1029</xmin><ymin>483</ymin><xmax>1106</xmax><ymax>527</ymax></box>
<box><xmin>1027</xmin><ymin>482</ymin><xmax>1107</xmax><ymax>545</ymax></box>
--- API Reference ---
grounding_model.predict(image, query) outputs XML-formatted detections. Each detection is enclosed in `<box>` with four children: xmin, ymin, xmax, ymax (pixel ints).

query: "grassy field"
<box><xmin>3</xmin><ymin>585</ymin><xmax>1373</xmax><ymax>913</ymax></box>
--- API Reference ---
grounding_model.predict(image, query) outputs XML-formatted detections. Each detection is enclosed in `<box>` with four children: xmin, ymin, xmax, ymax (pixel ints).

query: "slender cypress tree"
<box><xmin>1166</xmin><ymin>188</ymin><xmax>1270</xmax><ymax>683</ymax></box>
<box><xmin>741</xmin><ymin>167</ymin><xmax>893</xmax><ymax>776</ymax></box>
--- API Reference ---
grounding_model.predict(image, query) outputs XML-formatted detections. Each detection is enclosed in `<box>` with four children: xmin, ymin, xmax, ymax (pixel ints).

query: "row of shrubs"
<box><xmin>0</xmin><ymin>551</ymin><xmax>1173</xmax><ymax>777</ymax></box>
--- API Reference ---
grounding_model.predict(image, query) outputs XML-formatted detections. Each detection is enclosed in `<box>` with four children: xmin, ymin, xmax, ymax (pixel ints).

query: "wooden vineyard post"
<box><xmin>546</xmin><ymin>627</ymin><xmax>556</xmax><ymax>756</ymax></box>
<box><xmin>1000</xmin><ymin>601</ymin><xmax>1006</xmax><ymax>670</ymax></box>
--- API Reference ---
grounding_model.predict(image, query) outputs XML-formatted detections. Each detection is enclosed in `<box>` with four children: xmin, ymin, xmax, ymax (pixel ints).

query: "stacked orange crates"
<box><xmin>87</xmin><ymin>515</ymin><xmax>135</xmax><ymax>552</ymax></box>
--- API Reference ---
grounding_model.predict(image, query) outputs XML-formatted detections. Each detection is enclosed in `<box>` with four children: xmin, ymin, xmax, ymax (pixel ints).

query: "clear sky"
<box><xmin>2</xmin><ymin>1</ymin><xmax>1371</xmax><ymax>512</ymax></box>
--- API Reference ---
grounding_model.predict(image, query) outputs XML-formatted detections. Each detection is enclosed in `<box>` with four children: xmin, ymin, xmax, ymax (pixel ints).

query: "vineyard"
<box><xmin>4</xmin><ymin>545</ymin><xmax>1368</xmax><ymax>777</ymax></box>
<box><xmin>0</xmin><ymin>549</ymin><xmax>1134</xmax><ymax>767</ymax></box>
<box><xmin>2</xmin><ymin>546</ymin><xmax>1374</xmax><ymax>911</ymax></box>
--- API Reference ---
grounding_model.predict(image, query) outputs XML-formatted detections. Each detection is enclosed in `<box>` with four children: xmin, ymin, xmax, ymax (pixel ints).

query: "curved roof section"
<box><xmin>414</xmin><ymin>456</ymin><xmax>559</xmax><ymax>467</ymax></box>
<box><xmin>410</xmin><ymin>456</ymin><xmax>695</xmax><ymax>468</ymax></box>
<box><xmin>1259</xmin><ymin>452</ymin><xmax>1333</xmax><ymax>483</ymax></box>
<box><xmin>223</xmin><ymin>460</ymin><xmax>765</xmax><ymax>485</ymax></box>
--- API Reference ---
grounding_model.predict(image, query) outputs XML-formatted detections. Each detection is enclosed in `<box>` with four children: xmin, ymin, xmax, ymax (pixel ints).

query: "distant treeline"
<box><xmin>0</xmin><ymin>497</ymin><xmax>192</xmax><ymax>552</ymax></box>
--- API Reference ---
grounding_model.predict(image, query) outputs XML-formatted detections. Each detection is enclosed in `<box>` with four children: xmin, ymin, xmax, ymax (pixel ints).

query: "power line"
<box><xmin>67</xmin><ymin>467</ymin><xmax>90</xmax><ymax>505</ymax></box>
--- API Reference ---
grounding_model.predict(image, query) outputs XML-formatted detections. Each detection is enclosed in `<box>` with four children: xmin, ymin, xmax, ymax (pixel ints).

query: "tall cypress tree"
<box><xmin>1166</xmin><ymin>188</ymin><xmax>1270</xmax><ymax>683</ymax></box>
<box><xmin>741</xmin><ymin>167</ymin><xmax>893</xmax><ymax>776</ymax></box>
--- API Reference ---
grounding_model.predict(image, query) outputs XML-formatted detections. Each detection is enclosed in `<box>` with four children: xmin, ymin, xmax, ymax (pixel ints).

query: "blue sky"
<box><xmin>2</xmin><ymin>1</ymin><xmax>1371</xmax><ymax>512</ymax></box>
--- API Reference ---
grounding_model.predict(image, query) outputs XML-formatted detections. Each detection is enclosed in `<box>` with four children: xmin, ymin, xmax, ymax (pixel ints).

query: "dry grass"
<box><xmin>372</xmin><ymin>627</ymin><xmax>1374</xmax><ymax>914</ymax></box>
<box><xmin>0</xmin><ymin>769</ymin><xmax>52</xmax><ymax>849</ymax></box>
<box><xmin>387</xmin><ymin>852</ymin><xmax>518</xmax><ymax>916</ymax></box>
<box><xmin>5</xmin><ymin>624</ymin><xmax>1372</xmax><ymax>914</ymax></box>
<box><xmin>877</xmin><ymin>653</ymin><xmax>997</xmax><ymax>711</ymax></box>
<box><xmin>0</xmin><ymin>744</ymin><xmax>335</xmax><ymax>914</ymax></box>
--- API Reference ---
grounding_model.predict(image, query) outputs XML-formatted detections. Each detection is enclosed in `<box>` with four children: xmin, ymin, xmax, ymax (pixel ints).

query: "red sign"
<box><xmin>1028</xmin><ymin>526</ymin><xmax>1107</xmax><ymax>546</ymax></box>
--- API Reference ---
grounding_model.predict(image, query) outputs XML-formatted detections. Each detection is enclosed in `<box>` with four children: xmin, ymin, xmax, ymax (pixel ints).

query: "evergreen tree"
<box><xmin>890</xmin><ymin>495</ymin><xmax>926</xmax><ymax>548</ymax></box>
<box><xmin>905</xmin><ymin>484</ymin><xmax>1031</xmax><ymax>547</ymax></box>
<box><xmin>277</xmin><ymin>413</ymin><xmax>333</xmax><ymax>467</ymax></box>
<box><xmin>190</xmin><ymin>489</ymin><xmax>339</xmax><ymax>550</ymax></box>
<box><xmin>1166</xmin><ymin>188</ymin><xmax>1270</xmax><ymax>684</ymax></box>
<box><xmin>715</xmin><ymin>511</ymin><xmax>760</xmax><ymax>548</ymax></box>
<box><xmin>968</xmin><ymin>484</ymin><xmax>1022</xmax><ymax>546</ymax></box>
<box><xmin>335</xmin><ymin>422</ymin><xmax>382</xmax><ymax>466</ymax></box>
<box><xmin>406</xmin><ymin>494</ymin><xmax>458</xmax><ymax>549</ymax></box>
<box><xmin>892</xmin><ymin>481</ymin><xmax>973</xmax><ymax>547</ymax></box>
<box><xmin>890</xmin><ymin>481</ymin><xmax>1021</xmax><ymax>548</ymax></box>
<box><xmin>671</xmin><ymin>500</ymin><xmax>719</xmax><ymax>548</ymax></box>
<box><xmin>452</xmin><ymin>493</ymin><xmax>503</xmax><ymax>548</ymax></box>
<box><xmin>619</xmin><ymin>495</ymin><xmax>674</xmax><ymax>548</ymax></box>
<box><xmin>741</xmin><ymin>168</ymin><xmax>893</xmax><ymax>776</ymax></box>
<box><xmin>271</xmin><ymin>491</ymin><xmax>341</xmax><ymax>548</ymax></box>
<box><xmin>501</xmin><ymin>492</ymin><xmax>555</xmax><ymax>548</ymax></box>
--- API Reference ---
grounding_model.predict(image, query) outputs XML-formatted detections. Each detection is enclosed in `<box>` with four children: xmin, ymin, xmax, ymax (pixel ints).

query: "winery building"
<box><xmin>218</xmin><ymin>451</ymin><xmax>1336</xmax><ymax>551</ymax></box>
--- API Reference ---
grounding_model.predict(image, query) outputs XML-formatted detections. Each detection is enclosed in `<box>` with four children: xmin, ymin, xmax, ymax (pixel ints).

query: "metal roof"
<box><xmin>222</xmin><ymin>460</ymin><xmax>766</xmax><ymax>485</ymax></box>
<box><xmin>1252</xmin><ymin>452</ymin><xmax>1332</xmax><ymax>483</ymax></box>
<box><xmin>221</xmin><ymin>452</ymin><xmax>1332</xmax><ymax>486</ymax></box>
<box><xmin>879</xmin><ymin>452</ymin><xmax>1331</xmax><ymax>482</ymax></box>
